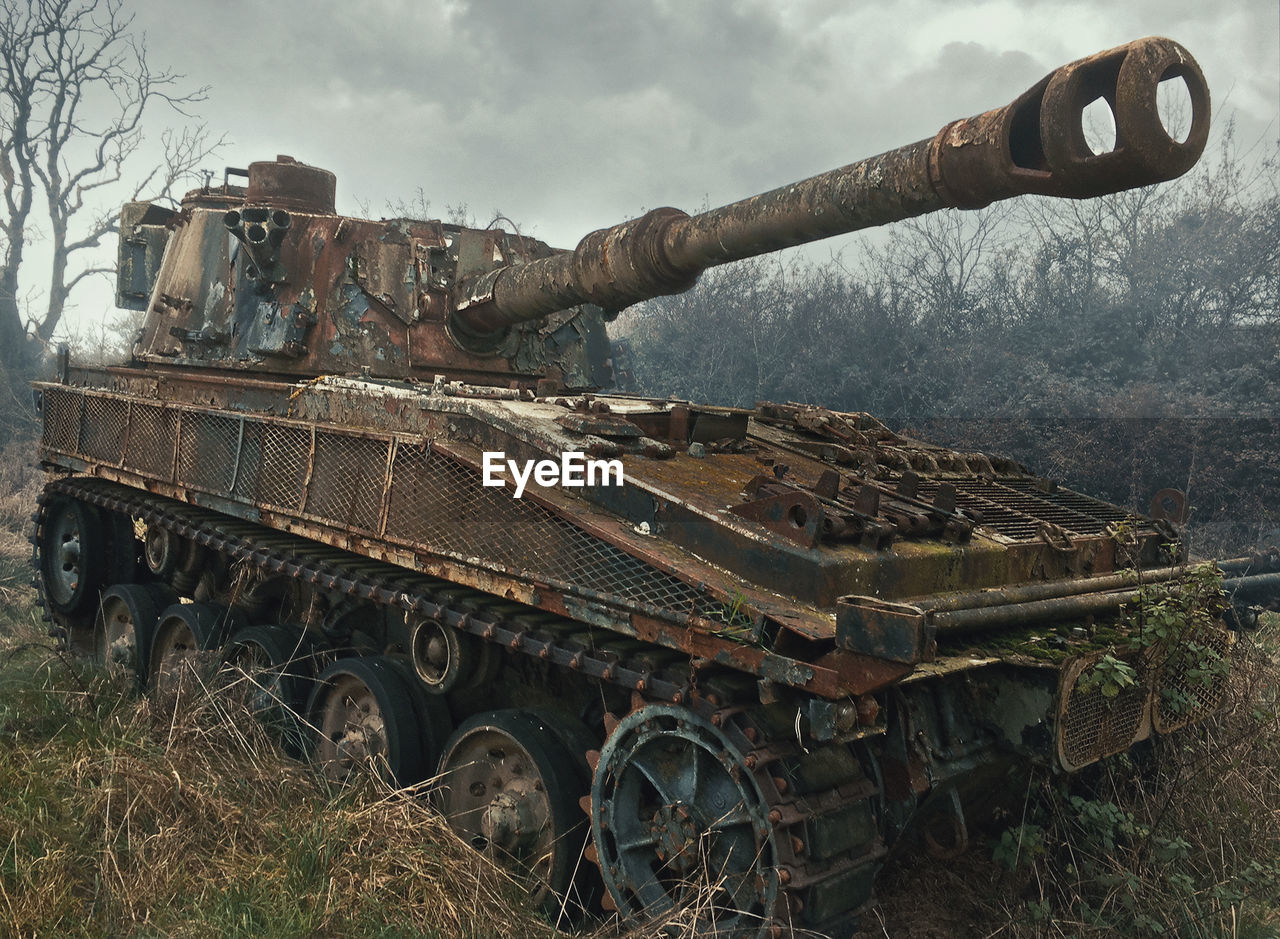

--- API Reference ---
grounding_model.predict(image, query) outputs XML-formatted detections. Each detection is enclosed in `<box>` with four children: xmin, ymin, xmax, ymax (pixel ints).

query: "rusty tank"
<box><xmin>30</xmin><ymin>36</ymin><xmax>1280</xmax><ymax>936</ymax></box>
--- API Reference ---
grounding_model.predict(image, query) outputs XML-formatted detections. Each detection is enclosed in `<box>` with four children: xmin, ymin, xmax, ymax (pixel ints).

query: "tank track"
<box><xmin>35</xmin><ymin>476</ymin><xmax>696</xmax><ymax>704</ymax></box>
<box><xmin>591</xmin><ymin>695</ymin><xmax>886</xmax><ymax>936</ymax></box>
<box><xmin>730</xmin><ymin>706</ymin><xmax>885</xmax><ymax>936</ymax></box>
<box><xmin>34</xmin><ymin>475</ymin><xmax>886</xmax><ymax>936</ymax></box>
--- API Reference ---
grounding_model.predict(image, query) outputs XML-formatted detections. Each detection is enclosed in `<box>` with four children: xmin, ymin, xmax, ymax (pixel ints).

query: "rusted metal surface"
<box><xmin>47</xmin><ymin>371</ymin><xmax>1193</xmax><ymax>699</ymax></box>
<box><xmin>1150</xmin><ymin>487</ymin><xmax>1189</xmax><ymax>524</ymax></box>
<box><xmin>116</xmin><ymin>202</ymin><xmax>177</xmax><ymax>311</ymax></box>
<box><xmin>44</xmin><ymin>476</ymin><xmax>892</xmax><ymax>705</ymax></box>
<box><xmin>127</xmin><ymin>195</ymin><xmax>603</xmax><ymax>389</ymax></box>
<box><xmin>35</xmin><ymin>374</ymin><xmax>1178</xmax><ymax>631</ymax></box>
<box><xmin>927</xmin><ymin>567</ymin><xmax>1280</xmax><ymax>635</ymax></box>
<box><xmin>244</xmin><ymin>155</ymin><xmax>336</xmax><ymax>214</ymax></box>
<box><xmin>36</xmin><ymin>385</ymin><xmax>721</xmax><ymax>616</ymax></box>
<box><xmin>42</xmin><ymin>370</ymin><xmax>1238</xmax><ymax>709</ymax></box>
<box><xmin>458</xmin><ymin>37</ymin><xmax>1208</xmax><ymax>333</ymax></box>
<box><xmin>916</xmin><ymin>556</ymin><xmax>1268</xmax><ymax>614</ymax></box>
<box><xmin>835</xmin><ymin>597</ymin><xmax>935</xmax><ymax>665</ymax></box>
<box><xmin>728</xmin><ymin>484</ymin><xmax>824</xmax><ymax>549</ymax></box>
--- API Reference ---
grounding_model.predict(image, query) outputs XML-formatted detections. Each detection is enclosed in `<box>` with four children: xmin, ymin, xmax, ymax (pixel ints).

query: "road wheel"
<box><xmin>436</xmin><ymin>709</ymin><xmax>589</xmax><ymax>916</ymax></box>
<box><xmin>93</xmin><ymin>582</ymin><xmax>177</xmax><ymax>688</ymax></box>
<box><xmin>307</xmin><ymin>656</ymin><xmax>444</xmax><ymax>786</ymax></box>
<box><xmin>150</xmin><ymin>602</ymin><xmax>239</xmax><ymax>694</ymax></box>
<box><xmin>38</xmin><ymin>497</ymin><xmax>105</xmax><ymax>618</ymax></box>
<box><xmin>223</xmin><ymin>623</ymin><xmax>322</xmax><ymax>754</ymax></box>
<box><xmin>143</xmin><ymin>524</ymin><xmax>183</xmax><ymax>581</ymax></box>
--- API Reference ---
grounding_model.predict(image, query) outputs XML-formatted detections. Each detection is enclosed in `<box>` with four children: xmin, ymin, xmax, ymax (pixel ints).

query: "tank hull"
<box><xmin>32</xmin><ymin>367</ymin><xmax>1259</xmax><ymax>933</ymax></box>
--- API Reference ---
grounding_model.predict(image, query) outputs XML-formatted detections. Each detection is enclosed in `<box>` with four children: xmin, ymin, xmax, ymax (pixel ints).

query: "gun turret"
<box><xmin>121</xmin><ymin>36</ymin><xmax>1207</xmax><ymax>391</ymax></box>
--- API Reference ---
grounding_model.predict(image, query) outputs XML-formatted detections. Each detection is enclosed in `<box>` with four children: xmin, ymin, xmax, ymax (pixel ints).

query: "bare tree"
<box><xmin>0</xmin><ymin>0</ymin><xmax>221</xmax><ymax>387</ymax></box>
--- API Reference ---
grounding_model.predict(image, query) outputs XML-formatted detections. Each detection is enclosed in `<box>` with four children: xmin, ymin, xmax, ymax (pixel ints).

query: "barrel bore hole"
<box><xmin>1081</xmin><ymin>96</ymin><xmax>1116</xmax><ymax>155</ymax></box>
<box><xmin>247</xmin><ymin>223</ymin><xmax>268</xmax><ymax>244</ymax></box>
<box><xmin>1157</xmin><ymin>72</ymin><xmax>1193</xmax><ymax>144</ymax></box>
<box><xmin>788</xmin><ymin>504</ymin><xmax>808</xmax><ymax>528</ymax></box>
<box><xmin>1008</xmin><ymin>89</ymin><xmax>1048</xmax><ymax>171</ymax></box>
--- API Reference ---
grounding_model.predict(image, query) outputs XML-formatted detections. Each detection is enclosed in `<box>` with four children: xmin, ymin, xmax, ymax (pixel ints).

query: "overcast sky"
<box><xmin>55</xmin><ymin>0</ymin><xmax>1280</xmax><ymax>334</ymax></box>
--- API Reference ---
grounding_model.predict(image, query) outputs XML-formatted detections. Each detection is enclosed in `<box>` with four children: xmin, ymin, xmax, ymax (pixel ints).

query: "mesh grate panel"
<box><xmin>79</xmin><ymin>395</ymin><xmax>128</xmax><ymax>464</ymax></box>
<box><xmin>41</xmin><ymin>388</ymin><xmax>723</xmax><ymax>623</ymax></box>
<box><xmin>178</xmin><ymin>412</ymin><xmax>240</xmax><ymax>494</ymax></box>
<box><xmin>919</xmin><ymin>478</ymin><xmax>1141</xmax><ymax>541</ymax></box>
<box><xmin>256</xmin><ymin>424</ymin><xmax>311</xmax><ymax>511</ymax></box>
<box><xmin>232</xmin><ymin>421</ymin><xmax>265</xmax><ymax>502</ymax></box>
<box><xmin>386</xmin><ymin>446</ymin><xmax>714</xmax><ymax>616</ymax></box>
<box><xmin>125</xmin><ymin>403</ymin><xmax>178</xmax><ymax>480</ymax></box>
<box><xmin>41</xmin><ymin>388</ymin><xmax>82</xmax><ymax>453</ymax></box>
<box><xmin>1003</xmin><ymin>480</ymin><xmax>1134</xmax><ymax>528</ymax></box>
<box><xmin>1060</xmin><ymin>656</ymin><xmax>1148</xmax><ymax>769</ymax></box>
<box><xmin>306</xmin><ymin>432</ymin><xmax>388</xmax><ymax>533</ymax></box>
<box><xmin>1153</xmin><ymin>628</ymin><xmax>1230</xmax><ymax>733</ymax></box>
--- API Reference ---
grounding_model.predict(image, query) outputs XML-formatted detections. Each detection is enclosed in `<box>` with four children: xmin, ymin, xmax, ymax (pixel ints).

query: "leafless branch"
<box><xmin>0</xmin><ymin>0</ymin><xmax>223</xmax><ymax>363</ymax></box>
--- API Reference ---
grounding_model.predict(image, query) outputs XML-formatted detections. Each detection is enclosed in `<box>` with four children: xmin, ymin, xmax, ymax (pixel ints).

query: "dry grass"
<box><xmin>1009</xmin><ymin>617</ymin><xmax>1280</xmax><ymax>938</ymax></box>
<box><xmin>0</xmin><ymin>447</ymin><xmax>646</xmax><ymax>939</ymax></box>
<box><xmin>862</xmin><ymin>615</ymin><xmax>1280</xmax><ymax>939</ymax></box>
<box><xmin>0</xmin><ymin>438</ymin><xmax>41</xmax><ymax>592</ymax></box>
<box><xmin>0</xmin><ymin>615</ymin><xmax>749</xmax><ymax>938</ymax></box>
<box><xmin>0</xmin><ymin>598</ymin><xmax>573</xmax><ymax>938</ymax></box>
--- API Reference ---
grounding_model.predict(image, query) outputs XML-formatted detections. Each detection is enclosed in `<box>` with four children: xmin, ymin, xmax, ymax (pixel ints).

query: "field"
<box><xmin>2</xmin><ymin>448</ymin><xmax>1279</xmax><ymax>938</ymax></box>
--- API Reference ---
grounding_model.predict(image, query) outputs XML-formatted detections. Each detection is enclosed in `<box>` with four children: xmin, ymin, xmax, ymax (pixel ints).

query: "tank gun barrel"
<box><xmin>454</xmin><ymin>36</ymin><xmax>1208</xmax><ymax>336</ymax></box>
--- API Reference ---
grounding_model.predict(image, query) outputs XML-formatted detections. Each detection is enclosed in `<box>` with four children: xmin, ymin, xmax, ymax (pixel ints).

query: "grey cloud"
<box><xmin>883</xmin><ymin>42</ymin><xmax>1046</xmax><ymax>124</ymax></box>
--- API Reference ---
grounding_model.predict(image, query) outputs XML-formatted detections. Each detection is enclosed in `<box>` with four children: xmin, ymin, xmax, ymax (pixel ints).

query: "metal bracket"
<box><xmin>728</xmin><ymin>489</ymin><xmax>823</xmax><ymax>549</ymax></box>
<box><xmin>835</xmin><ymin>596</ymin><xmax>936</xmax><ymax>664</ymax></box>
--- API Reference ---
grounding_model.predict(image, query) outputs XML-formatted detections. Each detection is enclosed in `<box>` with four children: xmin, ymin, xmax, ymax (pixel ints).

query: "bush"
<box><xmin>984</xmin><ymin>615</ymin><xmax>1280</xmax><ymax>937</ymax></box>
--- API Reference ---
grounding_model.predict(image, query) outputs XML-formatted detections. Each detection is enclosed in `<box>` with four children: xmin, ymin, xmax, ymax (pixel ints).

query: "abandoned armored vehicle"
<box><xmin>32</xmin><ymin>35</ymin><xmax>1280</xmax><ymax>937</ymax></box>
